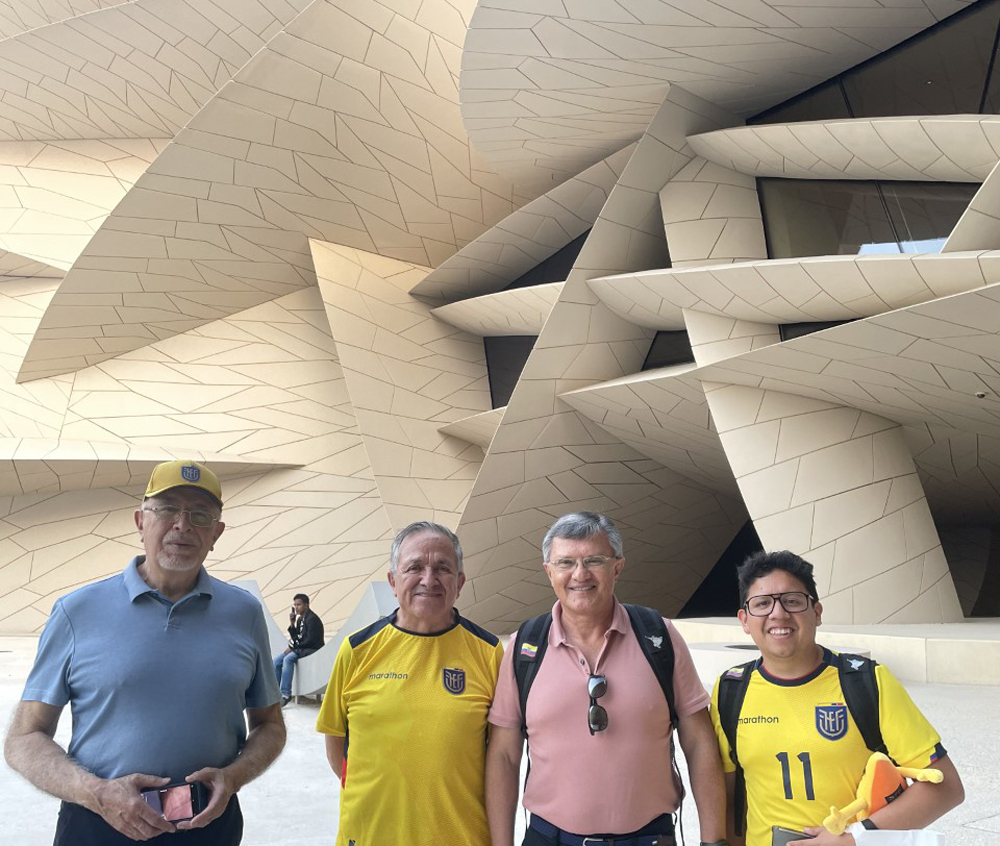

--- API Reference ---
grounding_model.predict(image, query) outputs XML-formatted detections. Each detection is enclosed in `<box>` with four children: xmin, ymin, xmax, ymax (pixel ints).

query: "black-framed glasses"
<box><xmin>142</xmin><ymin>504</ymin><xmax>219</xmax><ymax>528</ymax></box>
<box><xmin>588</xmin><ymin>674</ymin><xmax>608</xmax><ymax>736</ymax></box>
<box><xmin>743</xmin><ymin>591</ymin><xmax>814</xmax><ymax>617</ymax></box>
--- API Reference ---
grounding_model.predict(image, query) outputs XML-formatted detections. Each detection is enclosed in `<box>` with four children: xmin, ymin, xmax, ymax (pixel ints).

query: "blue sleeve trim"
<box><xmin>458</xmin><ymin>615</ymin><xmax>499</xmax><ymax>647</ymax></box>
<box><xmin>349</xmin><ymin>614</ymin><xmax>394</xmax><ymax>648</ymax></box>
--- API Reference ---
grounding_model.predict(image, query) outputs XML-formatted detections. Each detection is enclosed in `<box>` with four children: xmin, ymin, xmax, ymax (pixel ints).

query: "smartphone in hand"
<box><xmin>141</xmin><ymin>782</ymin><xmax>209</xmax><ymax>822</ymax></box>
<box><xmin>772</xmin><ymin>825</ymin><xmax>813</xmax><ymax>845</ymax></box>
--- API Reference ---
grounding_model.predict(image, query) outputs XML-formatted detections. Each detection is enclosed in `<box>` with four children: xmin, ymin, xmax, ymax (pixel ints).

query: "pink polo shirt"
<box><xmin>488</xmin><ymin>600</ymin><xmax>710</xmax><ymax>835</ymax></box>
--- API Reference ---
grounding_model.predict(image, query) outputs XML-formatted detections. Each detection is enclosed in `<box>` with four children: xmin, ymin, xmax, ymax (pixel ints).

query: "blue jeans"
<box><xmin>273</xmin><ymin>651</ymin><xmax>298</xmax><ymax>697</ymax></box>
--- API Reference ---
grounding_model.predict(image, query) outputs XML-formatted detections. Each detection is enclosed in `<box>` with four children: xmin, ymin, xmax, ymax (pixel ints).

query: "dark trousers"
<box><xmin>54</xmin><ymin>795</ymin><xmax>242</xmax><ymax>846</ymax></box>
<box><xmin>522</xmin><ymin>813</ymin><xmax>676</xmax><ymax>846</ymax></box>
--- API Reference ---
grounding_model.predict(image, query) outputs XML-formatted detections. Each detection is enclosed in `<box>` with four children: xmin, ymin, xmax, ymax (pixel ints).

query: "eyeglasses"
<box><xmin>549</xmin><ymin>556</ymin><xmax>617</xmax><ymax>571</ymax></box>
<box><xmin>588</xmin><ymin>674</ymin><xmax>608</xmax><ymax>736</ymax></box>
<box><xmin>143</xmin><ymin>505</ymin><xmax>219</xmax><ymax>528</ymax></box>
<box><xmin>743</xmin><ymin>591</ymin><xmax>814</xmax><ymax>617</ymax></box>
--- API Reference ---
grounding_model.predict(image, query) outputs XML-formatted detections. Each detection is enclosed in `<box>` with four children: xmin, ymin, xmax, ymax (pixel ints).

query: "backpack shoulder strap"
<box><xmin>623</xmin><ymin>604</ymin><xmax>676</xmax><ymax>729</ymax></box>
<box><xmin>835</xmin><ymin>652</ymin><xmax>888</xmax><ymax>757</ymax></box>
<box><xmin>717</xmin><ymin>659</ymin><xmax>756</xmax><ymax>837</ymax></box>
<box><xmin>512</xmin><ymin>613</ymin><xmax>552</xmax><ymax>739</ymax></box>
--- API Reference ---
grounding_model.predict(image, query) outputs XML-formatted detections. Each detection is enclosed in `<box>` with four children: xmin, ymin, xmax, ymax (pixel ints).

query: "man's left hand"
<box><xmin>175</xmin><ymin>767</ymin><xmax>235</xmax><ymax>830</ymax></box>
<box><xmin>803</xmin><ymin>826</ymin><xmax>856</xmax><ymax>845</ymax></box>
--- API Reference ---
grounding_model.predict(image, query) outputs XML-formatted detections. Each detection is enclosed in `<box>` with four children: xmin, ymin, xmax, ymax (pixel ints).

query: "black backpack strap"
<box><xmin>623</xmin><ymin>604</ymin><xmax>677</xmax><ymax>729</ymax></box>
<box><xmin>717</xmin><ymin>660</ymin><xmax>756</xmax><ymax>837</ymax></box>
<box><xmin>512</xmin><ymin>613</ymin><xmax>552</xmax><ymax>739</ymax></box>
<box><xmin>835</xmin><ymin>652</ymin><xmax>889</xmax><ymax>758</ymax></box>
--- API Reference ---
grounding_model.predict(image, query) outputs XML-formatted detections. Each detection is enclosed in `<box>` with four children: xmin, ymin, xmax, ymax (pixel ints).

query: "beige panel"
<box><xmin>684</xmin><ymin>309</ymin><xmax>780</xmax><ymax>367</ymax></box>
<box><xmin>431</xmin><ymin>282</ymin><xmax>563</xmax><ymax>336</ymax></box>
<box><xmin>689</xmin><ymin>116</ymin><xmax>1000</xmax><ymax>182</ymax></box>
<box><xmin>414</xmin><ymin>146</ymin><xmax>632</xmax><ymax>301</ymax></box>
<box><xmin>660</xmin><ymin>158</ymin><xmax>767</xmax><ymax>268</ymax></box>
<box><xmin>18</xmin><ymin>0</ymin><xmax>522</xmax><ymax>381</ymax></box>
<box><xmin>461</xmin><ymin>2</ymin><xmax>973</xmax><ymax>190</ymax></box>
<box><xmin>704</xmin><ymin>382</ymin><xmax>962</xmax><ymax>624</ymax></box>
<box><xmin>0</xmin><ymin>284</ymin><xmax>399</xmax><ymax>634</ymax></box>
<box><xmin>0</xmin><ymin>139</ymin><xmax>166</xmax><ymax>271</ymax></box>
<box><xmin>0</xmin><ymin>0</ymin><xmax>309</xmax><ymax>140</ymax></box>
<box><xmin>311</xmin><ymin>239</ymin><xmax>489</xmax><ymax>531</ymax></box>
<box><xmin>588</xmin><ymin>251</ymin><xmax>1000</xmax><ymax>331</ymax></box>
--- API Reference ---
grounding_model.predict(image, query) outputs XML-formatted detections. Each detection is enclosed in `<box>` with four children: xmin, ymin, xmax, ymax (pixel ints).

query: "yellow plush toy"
<box><xmin>823</xmin><ymin>752</ymin><xmax>943</xmax><ymax>835</ymax></box>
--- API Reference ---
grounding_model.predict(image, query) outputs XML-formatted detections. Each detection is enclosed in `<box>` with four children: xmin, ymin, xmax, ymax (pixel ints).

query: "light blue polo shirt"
<box><xmin>23</xmin><ymin>556</ymin><xmax>280</xmax><ymax>781</ymax></box>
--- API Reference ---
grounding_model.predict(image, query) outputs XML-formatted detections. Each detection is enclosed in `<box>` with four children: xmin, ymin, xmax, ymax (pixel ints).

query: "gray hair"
<box><xmin>389</xmin><ymin>521</ymin><xmax>463</xmax><ymax>574</ymax></box>
<box><xmin>542</xmin><ymin>512</ymin><xmax>623</xmax><ymax>561</ymax></box>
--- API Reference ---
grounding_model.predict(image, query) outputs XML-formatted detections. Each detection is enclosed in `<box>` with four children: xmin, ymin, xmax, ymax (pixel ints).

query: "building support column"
<box><xmin>703</xmin><ymin>382</ymin><xmax>963</xmax><ymax>623</ymax></box>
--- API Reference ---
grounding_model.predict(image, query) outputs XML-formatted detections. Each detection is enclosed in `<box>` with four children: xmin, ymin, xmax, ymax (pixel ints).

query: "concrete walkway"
<box><xmin>0</xmin><ymin>636</ymin><xmax>996</xmax><ymax>844</ymax></box>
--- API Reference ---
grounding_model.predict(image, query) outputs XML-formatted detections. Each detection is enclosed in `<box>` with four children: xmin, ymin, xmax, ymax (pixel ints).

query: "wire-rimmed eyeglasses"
<box><xmin>142</xmin><ymin>504</ymin><xmax>219</xmax><ymax>528</ymax></box>
<box><xmin>549</xmin><ymin>555</ymin><xmax>617</xmax><ymax>571</ymax></box>
<box><xmin>588</xmin><ymin>674</ymin><xmax>608</xmax><ymax>735</ymax></box>
<box><xmin>743</xmin><ymin>591</ymin><xmax>814</xmax><ymax>617</ymax></box>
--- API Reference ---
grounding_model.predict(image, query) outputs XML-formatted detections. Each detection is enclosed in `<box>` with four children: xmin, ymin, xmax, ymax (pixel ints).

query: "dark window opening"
<box><xmin>641</xmin><ymin>330</ymin><xmax>695</xmax><ymax>371</ymax></box>
<box><xmin>678</xmin><ymin>520</ymin><xmax>763</xmax><ymax>618</ymax></box>
<box><xmin>780</xmin><ymin>321</ymin><xmax>855</xmax><ymax>342</ymax></box>
<box><xmin>485</xmin><ymin>335</ymin><xmax>536</xmax><ymax>408</ymax></box>
<box><xmin>504</xmin><ymin>230</ymin><xmax>590</xmax><ymax>291</ymax></box>
<box><xmin>751</xmin><ymin>0</ymin><xmax>1000</xmax><ymax>124</ymax></box>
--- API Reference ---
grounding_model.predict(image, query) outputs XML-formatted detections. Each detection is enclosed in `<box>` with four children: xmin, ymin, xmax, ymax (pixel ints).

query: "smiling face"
<box><xmin>543</xmin><ymin>533</ymin><xmax>624</xmax><ymax>621</ymax></box>
<box><xmin>388</xmin><ymin>530</ymin><xmax>465</xmax><ymax>633</ymax></box>
<box><xmin>135</xmin><ymin>487</ymin><xmax>224</xmax><ymax>577</ymax></box>
<box><xmin>738</xmin><ymin>568</ymin><xmax>822</xmax><ymax>676</ymax></box>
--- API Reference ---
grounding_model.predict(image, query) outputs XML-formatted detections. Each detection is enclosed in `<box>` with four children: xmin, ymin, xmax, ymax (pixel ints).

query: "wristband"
<box><xmin>861</xmin><ymin>819</ymin><xmax>878</xmax><ymax>830</ymax></box>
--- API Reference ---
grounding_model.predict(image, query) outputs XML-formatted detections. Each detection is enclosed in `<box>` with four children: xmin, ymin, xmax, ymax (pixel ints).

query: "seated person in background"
<box><xmin>710</xmin><ymin>550</ymin><xmax>964</xmax><ymax>846</ymax></box>
<box><xmin>274</xmin><ymin>593</ymin><xmax>324</xmax><ymax>706</ymax></box>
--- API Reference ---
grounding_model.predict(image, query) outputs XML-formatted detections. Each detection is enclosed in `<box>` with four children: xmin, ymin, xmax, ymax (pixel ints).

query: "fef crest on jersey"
<box><xmin>443</xmin><ymin>667</ymin><xmax>465</xmax><ymax>695</ymax></box>
<box><xmin>816</xmin><ymin>704</ymin><xmax>848</xmax><ymax>740</ymax></box>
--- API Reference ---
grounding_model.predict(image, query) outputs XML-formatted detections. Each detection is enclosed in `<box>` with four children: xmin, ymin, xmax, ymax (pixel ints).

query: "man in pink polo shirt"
<box><xmin>486</xmin><ymin>511</ymin><xmax>729</xmax><ymax>846</ymax></box>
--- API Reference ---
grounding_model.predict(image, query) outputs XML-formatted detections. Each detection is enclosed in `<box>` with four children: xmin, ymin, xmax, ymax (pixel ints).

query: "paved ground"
<box><xmin>0</xmin><ymin>636</ymin><xmax>996</xmax><ymax>844</ymax></box>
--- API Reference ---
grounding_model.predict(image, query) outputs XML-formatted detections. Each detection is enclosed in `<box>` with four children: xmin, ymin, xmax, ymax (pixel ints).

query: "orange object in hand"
<box><xmin>823</xmin><ymin>752</ymin><xmax>943</xmax><ymax>835</ymax></box>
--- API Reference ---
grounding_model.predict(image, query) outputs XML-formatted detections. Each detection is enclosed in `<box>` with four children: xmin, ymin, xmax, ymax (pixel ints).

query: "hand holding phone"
<box><xmin>772</xmin><ymin>825</ymin><xmax>813</xmax><ymax>845</ymax></box>
<box><xmin>141</xmin><ymin>782</ymin><xmax>209</xmax><ymax>823</ymax></box>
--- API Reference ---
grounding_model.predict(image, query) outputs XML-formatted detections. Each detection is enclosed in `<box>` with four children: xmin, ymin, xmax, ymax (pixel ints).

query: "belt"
<box><xmin>529</xmin><ymin>814</ymin><xmax>673</xmax><ymax>846</ymax></box>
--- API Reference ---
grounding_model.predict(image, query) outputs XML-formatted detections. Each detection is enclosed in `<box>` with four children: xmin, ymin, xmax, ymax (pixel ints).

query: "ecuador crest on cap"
<box><xmin>144</xmin><ymin>460</ymin><xmax>223</xmax><ymax>507</ymax></box>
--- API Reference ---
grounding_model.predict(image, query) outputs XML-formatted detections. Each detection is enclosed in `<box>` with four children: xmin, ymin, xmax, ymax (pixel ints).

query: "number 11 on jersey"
<box><xmin>776</xmin><ymin>751</ymin><xmax>816</xmax><ymax>800</ymax></box>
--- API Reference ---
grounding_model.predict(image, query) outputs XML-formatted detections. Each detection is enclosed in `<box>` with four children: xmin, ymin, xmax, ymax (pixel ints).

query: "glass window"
<box><xmin>881</xmin><ymin>182</ymin><xmax>978</xmax><ymax>253</ymax></box>
<box><xmin>760</xmin><ymin>179</ymin><xmax>898</xmax><ymax>258</ymax></box>
<box><xmin>484</xmin><ymin>335</ymin><xmax>536</xmax><ymax>408</ymax></box>
<box><xmin>842</xmin><ymin>0</ymin><xmax>1000</xmax><ymax>117</ymax></box>
<box><xmin>749</xmin><ymin>81</ymin><xmax>851</xmax><ymax>126</ymax></box>
<box><xmin>641</xmin><ymin>330</ymin><xmax>694</xmax><ymax>371</ymax></box>
<box><xmin>760</xmin><ymin>179</ymin><xmax>975</xmax><ymax>259</ymax></box>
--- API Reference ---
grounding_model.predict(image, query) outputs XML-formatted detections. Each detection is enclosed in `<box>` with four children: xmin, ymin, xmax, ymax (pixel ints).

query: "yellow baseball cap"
<box><xmin>144</xmin><ymin>460</ymin><xmax>223</xmax><ymax>507</ymax></box>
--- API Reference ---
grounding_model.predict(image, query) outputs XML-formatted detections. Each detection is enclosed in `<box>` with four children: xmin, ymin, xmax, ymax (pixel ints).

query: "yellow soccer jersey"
<box><xmin>710</xmin><ymin>649</ymin><xmax>944</xmax><ymax>846</ymax></box>
<box><xmin>316</xmin><ymin>610</ymin><xmax>503</xmax><ymax>846</ymax></box>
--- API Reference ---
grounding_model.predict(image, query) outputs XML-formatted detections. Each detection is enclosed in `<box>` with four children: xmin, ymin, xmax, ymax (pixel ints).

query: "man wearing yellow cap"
<box><xmin>4</xmin><ymin>461</ymin><xmax>286</xmax><ymax>845</ymax></box>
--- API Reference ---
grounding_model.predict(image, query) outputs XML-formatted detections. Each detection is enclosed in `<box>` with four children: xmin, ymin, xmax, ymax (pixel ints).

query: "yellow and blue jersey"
<box><xmin>317</xmin><ymin>610</ymin><xmax>503</xmax><ymax>846</ymax></box>
<box><xmin>710</xmin><ymin>649</ymin><xmax>943</xmax><ymax>846</ymax></box>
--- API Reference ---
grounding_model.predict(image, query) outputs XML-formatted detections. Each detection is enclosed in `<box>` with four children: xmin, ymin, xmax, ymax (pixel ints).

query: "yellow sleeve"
<box><xmin>875</xmin><ymin>664</ymin><xmax>942</xmax><ymax>769</ymax></box>
<box><xmin>710</xmin><ymin>675</ymin><xmax>737</xmax><ymax>774</ymax></box>
<box><xmin>316</xmin><ymin>636</ymin><xmax>353</xmax><ymax>736</ymax></box>
<box><xmin>488</xmin><ymin>639</ymin><xmax>504</xmax><ymax>692</ymax></box>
